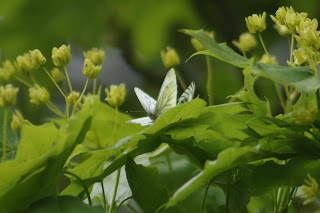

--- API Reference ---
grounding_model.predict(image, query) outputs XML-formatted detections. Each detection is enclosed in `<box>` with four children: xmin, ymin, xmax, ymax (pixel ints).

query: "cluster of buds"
<box><xmin>105</xmin><ymin>84</ymin><xmax>126</xmax><ymax>107</ymax></box>
<box><xmin>271</xmin><ymin>7</ymin><xmax>320</xmax><ymax>68</ymax></box>
<box><xmin>245</xmin><ymin>12</ymin><xmax>267</xmax><ymax>33</ymax></box>
<box><xmin>232</xmin><ymin>32</ymin><xmax>257</xmax><ymax>53</ymax></box>
<box><xmin>11</xmin><ymin>110</ymin><xmax>24</xmax><ymax>131</ymax></box>
<box><xmin>292</xmin><ymin>101</ymin><xmax>317</xmax><ymax>126</ymax></box>
<box><xmin>51</xmin><ymin>68</ymin><xmax>65</xmax><ymax>83</ymax></box>
<box><xmin>301</xmin><ymin>174</ymin><xmax>320</xmax><ymax>205</ymax></box>
<box><xmin>29</xmin><ymin>84</ymin><xmax>50</xmax><ymax>105</ymax></box>
<box><xmin>52</xmin><ymin>45</ymin><xmax>71</xmax><ymax>66</ymax></box>
<box><xmin>0</xmin><ymin>60</ymin><xmax>15</xmax><ymax>81</ymax></box>
<box><xmin>191</xmin><ymin>31</ymin><xmax>214</xmax><ymax>51</ymax></box>
<box><xmin>161</xmin><ymin>47</ymin><xmax>180</xmax><ymax>68</ymax></box>
<box><xmin>0</xmin><ymin>84</ymin><xmax>19</xmax><ymax>107</ymax></box>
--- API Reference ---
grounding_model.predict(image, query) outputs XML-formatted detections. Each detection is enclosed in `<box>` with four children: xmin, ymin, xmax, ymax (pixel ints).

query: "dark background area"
<box><xmin>1</xmin><ymin>0</ymin><xmax>319</xmax><ymax>123</ymax></box>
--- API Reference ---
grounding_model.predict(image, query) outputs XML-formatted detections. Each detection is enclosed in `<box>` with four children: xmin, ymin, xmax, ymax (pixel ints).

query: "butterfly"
<box><xmin>127</xmin><ymin>68</ymin><xmax>195</xmax><ymax>126</ymax></box>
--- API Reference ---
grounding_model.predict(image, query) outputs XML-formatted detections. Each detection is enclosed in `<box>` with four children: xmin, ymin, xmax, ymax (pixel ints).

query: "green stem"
<box><xmin>93</xmin><ymin>79</ymin><xmax>97</xmax><ymax>95</ymax></box>
<box><xmin>242</xmin><ymin>51</ymin><xmax>247</xmax><ymax>58</ymax></box>
<box><xmin>317</xmin><ymin>90</ymin><xmax>320</xmax><ymax>111</ymax></box>
<box><xmin>274</xmin><ymin>82</ymin><xmax>286</xmax><ymax>112</ymax></box>
<box><xmin>48</xmin><ymin>100</ymin><xmax>64</xmax><ymax>116</ymax></box>
<box><xmin>63</xmin><ymin>66</ymin><xmax>73</xmax><ymax>93</ymax></box>
<box><xmin>278</xmin><ymin>187</ymin><xmax>289</xmax><ymax>213</ymax></box>
<box><xmin>175</xmin><ymin>68</ymin><xmax>187</xmax><ymax>90</ymax></box>
<box><xmin>66</xmin><ymin>101</ymin><xmax>69</xmax><ymax>121</ymax></box>
<box><xmin>109</xmin><ymin>168</ymin><xmax>121</xmax><ymax>213</ymax></box>
<box><xmin>2</xmin><ymin>108</ymin><xmax>8</xmax><ymax>162</ymax></box>
<box><xmin>155</xmin><ymin>204</ymin><xmax>166</xmax><ymax>213</ymax></box>
<box><xmin>72</xmin><ymin>78</ymin><xmax>89</xmax><ymax>115</ymax></box>
<box><xmin>42</xmin><ymin>66</ymin><xmax>67</xmax><ymax>99</ymax></box>
<box><xmin>63</xmin><ymin>171</ymin><xmax>92</xmax><ymax>206</ymax></box>
<box><xmin>200</xmin><ymin>180</ymin><xmax>211</xmax><ymax>213</ymax></box>
<box><xmin>273</xmin><ymin>189</ymin><xmax>279</xmax><ymax>213</ymax></box>
<box><xmin>225</xmin><ymin>170</ymin><xmax>231</xmax><ymax>213</ymax></box>
<box><xmin>206</xmin><ymin>56</ymin><xmax>214</xmax><ymax>105</ymax></box>
<box><xmin>14</xmin><ymin>76</ymin><xmax>33</xmax><ymax>88</ymax></box>
<box><xmin>46</xmin><ymin>102</ymin><xmax>64</xmax><ymax>117</ymax></box>
<box><xmin>101</xmin><ymin>181</ymin><xmax>107</xmax><ymax>211</ymax></box>
<box><xmin>290</xmin><ymin>34</ymin><xmax>295</xmax><ymax>63</ymax></box>
<box><xmin>115</xmin><ymin>196</ymin><xmax>134</xmax><ymax>212</ymax></box>
<box><xmin>258</xmin><ymin>32</ymin><xmax>269</xmax><ymax>56</ymax></box>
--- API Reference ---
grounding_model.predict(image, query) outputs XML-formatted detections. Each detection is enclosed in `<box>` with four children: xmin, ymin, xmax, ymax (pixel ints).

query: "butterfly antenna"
<box><xmin>126</xmin><ymin>110</ymin><xmax>145</xmax><ymax>113</ymax></box>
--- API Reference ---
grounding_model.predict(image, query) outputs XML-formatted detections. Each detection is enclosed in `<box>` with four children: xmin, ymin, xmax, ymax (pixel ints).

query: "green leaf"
<box><xmin>250</xmin><ymin>61</ymin><xmax>318</xmax><ymax>93</ymax></box>
<box><xmin>125</xmin><ymin>158</ymin><xmax>169</xmax><ymax>212</ymax></box>
<box><xmin>26</xmin><ymin>196</ymin><xmax>104</xmax><ymax>213</ymax></box>
<box><xmin>166</xmin><ymin>146</ymin><xmax>261</xmax><ymax>208</ymax></box>
<box><xmin>238</xmin><ymin>68</ymin><xmax>272</xmax><ymax>117</ymax></box>
<box><xmin>181</xmin><ymin>29</ymin><xmax>251</xmax><ymax>68</ymax></box>
<box><xmin>0</xmin><ymin>100</ymin><xmax>94</xmax><ymax>212</ymax></box>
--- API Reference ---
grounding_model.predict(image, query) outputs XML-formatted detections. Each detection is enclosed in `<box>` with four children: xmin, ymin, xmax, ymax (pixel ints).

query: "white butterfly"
<box><xmin>127</xmin><ymin>68</ymin><xmax>195</xmax><ymax>126</ymax></box>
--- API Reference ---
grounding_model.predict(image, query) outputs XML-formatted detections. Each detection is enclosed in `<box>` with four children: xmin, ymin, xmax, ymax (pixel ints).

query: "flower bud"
<box><xmin>82</xmin><ymin>59</ymin><xmax>102</xmax><ymax>79</ymax></box>
<box><xmin>285</xmin><ymin>12</ymin><xmax>308</xmax><ymax>34</ymax></box>
<box><xmin>11</xmin><ymin>113</ymin><xmax>22</xmax><ymax>131</ymax></box>
<box><xmin>0</xmin><ymin>84</ymin><xmax>19</xmax><ymax>107</ymax></box>
<box><xmin>29</xmin><ymin>49</ymin><xmax>46</xmax><ymax>68</ymax></box>
<box><xmin>273</xmin><ymin>23</ymin><xmax>289</xmax><ymax>36</ymax></box>
<box><xmin>52</xmin><ymin>44</ymin><xmax>71</xmax><ymax>66</ymax></box>
<box><xmin>67</xmin><ymin>91</ymin><xmax>80</xmax><ymax>106</ymax></box>
<box><xmin>301</xmin><ymin>174</ymin><xmax>319</xmax><ymax>205</ymax></box>
<box><xmin>51</xmin><ymin>68</ymin><xmax>65</xmax><ymax>83</ymax></box>
<box><xmin>105</xmin><ymin>84</ymin><xmax>126</xmax><ymax>107</ymax></box>
<box><xmin>14</xmin><ymin>53</ymin><xmax>34</xmax><ymax>74</ymax></box>
<box><xmin>29</xmin><ymin>84</ymin><xmax>50</xmax><ymax>105</ymax></box>
<box><xmin>0</xmin><ymin>60</ymin><xmax>16</xmax><ymax>80</ymax></box>
<box><xmin>292</xmin><ymin>48</ymin><xmax>309</xmax><ymax>66</ymax></box>
<box><xmin>259</xmin><ymin>54</ymin><xmax>278</xmax><ymax>65</ymax></box>
<box><xmin>190</xmin><ymin>31</ymin><xmax>214</xmax><ymax>52</ymax></box>
<box><xmin>276</xmin><ymin>6</ymin><xmax>292</xmax><ymax>25</ymax></box>
<box><xmin>161</xmin><ymin>47</ymin><xmax>180</xmax><ymax>68</ymax></box>
<box><xmin>245</xmin><ymin>12</ymin><xmax>267</xmax><ymax>33</ymax></box>
<box><xmin>292</xmin><ymin>101</ymin><xmax>317</xmax><ymax>126</ymax></box>
<box><xmin>83</xmin><ymin>48</ymin><xmax>105</xmax><ymax>65</ymax></box>
<box><xmin>232</xmin><ymin>32</ymin><xmax>257</xmax><ymax>53</ymax></box>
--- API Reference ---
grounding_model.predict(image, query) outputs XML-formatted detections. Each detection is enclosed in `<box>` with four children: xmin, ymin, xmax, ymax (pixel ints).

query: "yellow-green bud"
<box><xmin>1</xmin><ymin>60</ymin><xmax>16</xmax><ymax>80</ymax></box>
<box><xmin>29</xmin><ymin>84</ymin><xmax>50</xmax><ymax>105</ymax></box>
<box><xmin>275</xmin><ymin>6</ymin><xmax>294</xmax><ymax>25</ymax></box>
<box><xmin>232</xmin><ymin>32</ymin><xmax>257</xmax><ymax>53</ymax></box>
<box><xmin>245</xmin><ymin>12</ymin><xmax>267</xmax><ymax>33</ymax></box>
<box><xmin>301</xmin><ymin>174</ymin><xmax>319</xmax><ymax>205</ymax></box>
<box><xmin>292</xmin><ymin>48</ymin><xmax>309</xmax><ymax>66</ymax></box>
<box><xmin>292</xmin><ymin>101</ymin><xmax>317</xmax><ymax>126</ymax></box>
<box><xmin>259</xmin><ymin>54</ymin><xmax>278</xmax><ymax>65</ymax></box>
<box><xmin>29</xmin><ymin>49</ymin><xmax>46</xmax><ymax>69</ymax></box>
<box><xmin>82</xmin><ymin>59</ymin><xmax>102</xmax><ymax>79</ymax></box>
<box><xmin>11</xmin><ymin>113</ymin><xmax>22</xmax><ymax>131</ymax></box>
<box><xmin>161</xmin><ymin>47</ymin><xmax>180</xmax><ymax>68</ymax></box>
<box><xmin>52</xmin><ymin>44</ymin><xmax>71</xmax><ymax>66</ymax></box>
<box><xmin>105</xmin><ymin>83</ymin><xmax>126</xmax><ymax>107</ymax></box>
<box><xmin>0</xmin><ymin>84</ymin><xmax>19</xmax><ymax>107</ymax></box>
<box><xmin>285</xmin><ymin>11</ymin><xmax>308</xmax><ymax>34</ymax></box>
<box><xmin>67</xmin><ymin>91</ymin><xmax>80</xmax><ymax>106</ymax></box>
<box><xmin>190</xmin><ymin>31</ymin><xmax>214</xmax><ymax>51</ymax></box>
<box><xmin>14</xmin><ymin>53</ymin><xmax>34</xmax><ymax>74</ymax></box>
<box><xmin>51</xmin><ymin>68</ymin><xmax>65</xmax><ymax>83</ymax></box>
<box><xmin>273</xmin><ymin>23</ymin><xmax>289</xmax><ymax>36</ymax></box>
<box><xmin>83</xmin><ymin>48</ymin><xmax>105</xmax><ymax>65</ymax></box>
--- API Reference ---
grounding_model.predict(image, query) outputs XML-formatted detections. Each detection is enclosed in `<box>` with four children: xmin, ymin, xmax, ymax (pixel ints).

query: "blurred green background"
<box><xmin>1</xmin><ymin>0</ymin><xmax>320</xmax><ymax>123</ymax></box>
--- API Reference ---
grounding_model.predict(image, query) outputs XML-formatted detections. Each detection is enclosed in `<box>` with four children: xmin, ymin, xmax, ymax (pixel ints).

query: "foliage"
<box><xmin>2</xmin><ymin>5</ymin><xmax>320</xmax><ymax>213</ymax></box>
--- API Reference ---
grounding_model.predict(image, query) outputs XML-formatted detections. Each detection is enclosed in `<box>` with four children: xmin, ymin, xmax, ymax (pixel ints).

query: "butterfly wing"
<box><xmin>134</xmin><ymin>87</ymin><xmax>156</xmax><ymax>115</ymax></box>
<box><xmin>155</xmin><ymin>68</ymin><xmax>177</xmax><ymax>115</ymax></box>
<box><xmin>177</xmin><ymin>81</ymin><xmax>195</xmax><ymax>105</ymax></box>
<box><xmin>126</xmin><ymin>117</ymin><xmax>153</xmax><ymax>126</ymax></box>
